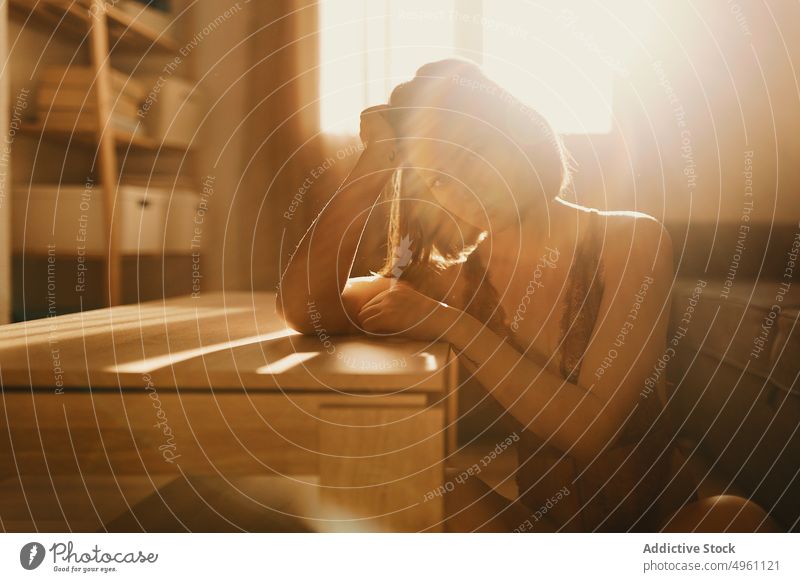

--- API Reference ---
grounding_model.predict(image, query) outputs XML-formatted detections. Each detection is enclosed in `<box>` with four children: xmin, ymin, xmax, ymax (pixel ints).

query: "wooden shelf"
<box><xmin>20</xmin><ymin>121</ymin><xmax>194</xmax><ymax>151</ymax></box>
<box><xmin>104</xmin><ymin>3</ymin><xmax>179</xmax><ymax>52</ymax></box>
<box><xmin>9</xmin><ymin>0</ymin><xmax>179</xmax><ymax>52</ymax></box>
<box><xmin>117</xmin><ymin>132</ymin><xmax>194</xmax><ymax>152</ymax></box>
<box><xmin>14</xmin><ymin>250</ymin><xmax>198</xmax><ymax>259</ymax></box>
<box><xmin>9</xmin><ymin>0</ymin><xmax>195</xmax><ymax>308</ymax></box>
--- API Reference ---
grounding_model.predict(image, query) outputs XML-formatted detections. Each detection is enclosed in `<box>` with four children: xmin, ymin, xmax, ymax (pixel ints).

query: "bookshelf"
<box><xmin>7</xmin><ymin>0</ymin><xmax>194</xmax><ymax>308</ymax></box>
<box><xmin>9</xmin><ymin>0</ymin><xmax>179</xmax><ymax>52</ymax></box>
<box><xmin>1</xmin><ymin>2</ymin><xmax>8</xmax><ymax>324</ymax></box>
<box><xmin>19</xmin><ymin>121</ymin><xmax>196</xmax><ymax>150</ymax></box>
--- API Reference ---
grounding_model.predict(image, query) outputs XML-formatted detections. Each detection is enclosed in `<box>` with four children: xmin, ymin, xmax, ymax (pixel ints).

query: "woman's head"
<box><xmin>381</xmin><ymin>58</ymin><xmax>571</xmax><ymax>276</ymax></box>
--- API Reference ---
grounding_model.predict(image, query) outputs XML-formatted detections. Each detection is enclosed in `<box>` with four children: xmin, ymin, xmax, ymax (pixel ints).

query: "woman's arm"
<box><xmin>443</xmin><ymin>219</ymin><xmax>674</xmax><ymax>464</ymax></box>
<box><xmin>359</xmin><ymin>218</ymin><xmax>674</xmax><ymax>465</ymax></box>
<box><xmin>276</xmin><ymin>107</ymin><xmax>399</xmax><ymax>333</ymax></box>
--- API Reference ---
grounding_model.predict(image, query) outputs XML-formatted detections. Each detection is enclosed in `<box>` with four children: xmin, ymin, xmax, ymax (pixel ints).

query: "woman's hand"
<box><xmin>356</xmin><ymin>281</ymin><xmax>456</xmax><ymax>341</ymax></box>
<box><xmin>359</xmin><ymin>104</ymin><xmax>397</xmax><ymax>157</ymax></box>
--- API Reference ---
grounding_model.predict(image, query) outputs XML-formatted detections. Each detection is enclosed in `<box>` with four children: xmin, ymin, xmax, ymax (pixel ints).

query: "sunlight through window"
<box><xmin>320</xmin><ymin>0</ymin><xmax>456</xmax><ymax>134</ymax></box>
<box><xmin>319</xmin><ymin>1</ymin><xmax>646</xmax><ymax>135</ymax></box>
<box><xmin>482</xmin><ymin>3</ymin><xmax>614</xmax><ymax>134</ymax></box>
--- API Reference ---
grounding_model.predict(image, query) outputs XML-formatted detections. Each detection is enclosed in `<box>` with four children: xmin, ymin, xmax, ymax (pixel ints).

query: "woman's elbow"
<box><xmin>275</xmin><ymin>293</ymin><xmax>352</xmax><ymax>335</ymax></box>
<box><xmin>275</xmin><ymin>293</ymin><xmax>316</xmax><ymax>334</ymax></box>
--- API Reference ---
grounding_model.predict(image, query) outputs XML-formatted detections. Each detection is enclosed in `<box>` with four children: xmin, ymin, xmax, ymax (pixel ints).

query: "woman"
<box><xmin>277</xmin><ymin>58</ymin><xmax>779</xmax><ymax>532</ymax></box>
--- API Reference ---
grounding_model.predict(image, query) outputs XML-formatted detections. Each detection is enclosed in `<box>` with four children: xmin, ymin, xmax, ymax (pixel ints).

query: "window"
<box><xmin>319</xmin><ymin>0</ymin><xmax>457</xmax><ymax>134</ymax></box>
<box><xmin>320</xmin><ymin>1</ymin><xmax>647</xmax><ymax>135</ymax></box>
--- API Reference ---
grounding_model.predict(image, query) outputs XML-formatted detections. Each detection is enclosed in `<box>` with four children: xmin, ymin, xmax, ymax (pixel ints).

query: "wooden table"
<box><xmin>0</xmin><ymin>292</ymin><xmax>458</xmax><ymax>532</ymax></box>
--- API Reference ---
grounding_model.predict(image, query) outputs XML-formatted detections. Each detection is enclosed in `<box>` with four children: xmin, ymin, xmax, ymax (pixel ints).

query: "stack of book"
<box><xmin>36</xmin><ymin>66</ymin><xmax>147</xmax><ymax>135</ymax></box>
<box><xmin>118</xmin><ymin>0</ymin><xmax>174</xmax><ymax>38</ymax></box>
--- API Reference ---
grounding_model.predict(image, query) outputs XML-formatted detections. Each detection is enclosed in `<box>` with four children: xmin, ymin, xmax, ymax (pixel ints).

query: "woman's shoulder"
<box><xmin>588</xmin><ymin>209</ymin><xmax>670</xmax><ymax>250</ymax></box>
<box><xmin>586</xmin><ymin>207</ymin><xmax>663</xmax><ymax>227</ymax></box>
<box><xmin>591</xmin><ymin>209</ymin><xmax>674</xmax><ymax>281</ymax></box>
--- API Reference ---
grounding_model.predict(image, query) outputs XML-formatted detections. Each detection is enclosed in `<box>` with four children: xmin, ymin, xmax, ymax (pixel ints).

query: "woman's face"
<box><xmin>400</xmin><ymin>116</ymin><xmax>534</xmax><ymax>233</ymax></box>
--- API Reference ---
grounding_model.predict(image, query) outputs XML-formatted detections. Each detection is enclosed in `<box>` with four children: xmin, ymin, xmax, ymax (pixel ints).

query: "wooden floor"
<box><xmin>0</xmin><ymin>440</ymin><xmax>520</xmax><ymax>532</ymax></box>
<box><xmin>0</xmin><ymin>474</ymin><xmax>174</xmax><ymax>532</ymax></box>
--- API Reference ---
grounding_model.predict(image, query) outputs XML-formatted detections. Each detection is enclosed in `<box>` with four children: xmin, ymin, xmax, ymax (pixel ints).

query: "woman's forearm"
<box><xmin>277</xmin><ymin>143</ymin><xmax>397</xmax><ymax>331</ymax></box>
<box><xmin>441</xmin><ymin>307</ymin><xmax>606</xmax><ymax>463</ymax></box>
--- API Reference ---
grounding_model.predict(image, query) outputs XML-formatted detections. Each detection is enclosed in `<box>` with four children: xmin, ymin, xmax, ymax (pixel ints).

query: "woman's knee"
<box><xmin>662</xmin><ymin>495</ymin><xmax>783</xmax><ymax>533</ymax></box>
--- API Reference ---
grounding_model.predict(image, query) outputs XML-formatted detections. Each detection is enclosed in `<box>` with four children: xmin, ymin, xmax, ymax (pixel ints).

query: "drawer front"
<box><xmin>0</xmin><ymin>391</ymin><xmax>427</xmax><ymax>479</ymax></box>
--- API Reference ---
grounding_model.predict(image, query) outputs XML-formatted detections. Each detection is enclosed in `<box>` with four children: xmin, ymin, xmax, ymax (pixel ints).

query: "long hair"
<box><xmin>377</xmin><ymin>58</ymin><xmax>572</xmax><ymax>334</ymax></box>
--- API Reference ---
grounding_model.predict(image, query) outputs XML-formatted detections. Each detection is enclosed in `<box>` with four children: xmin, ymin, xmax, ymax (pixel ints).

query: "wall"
<box><xmin>172</xmin><ymin>0</ymin><xmax>321</xmax><ymax>294</ymax></box>
<box><xmin>0</xmin><ymin>2</ymin><xmax>8</xmax><ymax>323</ymax></box>
<box><xmin>605</xmin><ymin>1</ymin><xmax>800</xmax><ymax>279</ymax></box>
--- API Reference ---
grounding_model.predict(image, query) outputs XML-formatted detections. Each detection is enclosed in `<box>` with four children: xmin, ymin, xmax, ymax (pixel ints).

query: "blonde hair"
<box><xmin>378</xmin><ymin>58</ymin><xmax>572</xmax><ymax>332</ymax></box>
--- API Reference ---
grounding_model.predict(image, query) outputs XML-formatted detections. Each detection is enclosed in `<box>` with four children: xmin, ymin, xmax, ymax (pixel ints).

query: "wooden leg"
<box><xmin>445</xmin><ymin>353</ymin><xmax>459</xmax><ymax>456</ymax></box>
<box><xmin>318</xmin><ymin>406</ymin><xmax>444</xmax><ymax>532</ymax></box>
